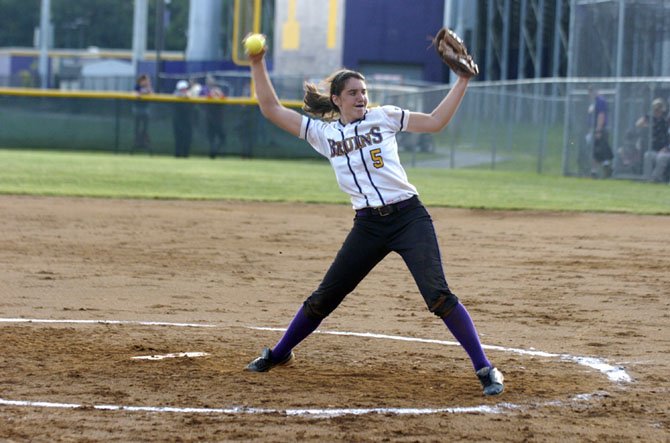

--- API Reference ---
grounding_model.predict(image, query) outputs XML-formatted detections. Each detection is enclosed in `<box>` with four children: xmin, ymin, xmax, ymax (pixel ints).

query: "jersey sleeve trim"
<box><xmin>302</xmin><ymin>117</ymin><xmax>312</xmax><ymax>140</ymax></box>
<box><xmin>379</xmin><ymin>105</ymin><xmax>409</xmax><ymax>133</ymax></box>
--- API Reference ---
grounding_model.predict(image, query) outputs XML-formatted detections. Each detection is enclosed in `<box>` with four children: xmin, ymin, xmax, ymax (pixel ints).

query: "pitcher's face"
<box><xmin>332</xmin><ymin>77</ymin><xmax>368</xmax><ymax>124</ymax></box>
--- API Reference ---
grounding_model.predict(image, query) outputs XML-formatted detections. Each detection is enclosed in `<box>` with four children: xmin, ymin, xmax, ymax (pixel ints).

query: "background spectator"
<box><xmin>188</xmin><ymin>77</ymin><xmax>202</xmax><ymax>98</ymax></box>
<box><xmin>173</xmin><ymin>80</ymin><xmax>193</xmax><ymax>158</ymax></box>
<box><xmin>200</xmin><ymin>74</ymin><xmax>226</xmax><ymax>159</ymax></box>
<box><xmin>132</xmin><ymin>74</ymin><xmax>153</xmax><ymax>153</ymax></box>
<box><xmin>586</xmin><ymin>86</ymin><xmax>613</xmax><ymax>178</ymax></box>
<box><xmin>613</xmin><ymin>127</ymin><xmax>644</xmax><ymax>175</ymax></box>
<box><xmin>639</xmin><ymin>98</ymin><xmax>670</xmax><ymax>182</ymax></box>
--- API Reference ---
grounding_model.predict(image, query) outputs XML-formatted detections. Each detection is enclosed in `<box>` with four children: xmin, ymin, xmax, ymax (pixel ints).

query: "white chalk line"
<box><xmin>0</xmin><ymin>318</ymin><xmax>632</xmax><ymax>382</ymax></box>
<box><xmin>0</xmin><ymin>393</ymin><xmax>606</xmax><ymax>418</ymax></box>
<box><xmin>0</xmin><ymin>317</ymin><xmax>631</xmax><ymax>418</ymax></box>
<box><xmin>0</xmin><ymin>318</ymin><xmax>215</xmax><ymax>328</ymax></box>
<box><xmin>250</xmin><ymin>326</ymin><xmax>632</xmax><ymax>383</ymax></box>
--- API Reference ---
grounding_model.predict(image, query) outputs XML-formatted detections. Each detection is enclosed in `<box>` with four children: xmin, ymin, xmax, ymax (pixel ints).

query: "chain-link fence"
<box><xmin>571</xmin><ymin>0</ymin><xmax>670</xmax><ymax>78</ymax></box>
<box><xmin>375</xmin><ymin>77</ymin><xmax>670</xmax><ymax>181</ymax></box>
<box><xmin>1</xmin><ymin>76</ymin><xmax>669</xmax><ymax>183</ymax></box>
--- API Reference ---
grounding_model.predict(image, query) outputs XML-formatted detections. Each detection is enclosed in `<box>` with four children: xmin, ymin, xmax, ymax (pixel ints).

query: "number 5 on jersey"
<box><xmin>370</xmin><ymin>148</ymin><xmax>384</xmax><ymax>168</ymax></box>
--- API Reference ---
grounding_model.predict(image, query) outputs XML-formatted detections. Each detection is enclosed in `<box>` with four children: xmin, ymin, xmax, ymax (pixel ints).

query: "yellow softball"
<box><xmin>244</xmin><ymin>34</ymin><xmax>266</xmax><ymax>56</ymax></box>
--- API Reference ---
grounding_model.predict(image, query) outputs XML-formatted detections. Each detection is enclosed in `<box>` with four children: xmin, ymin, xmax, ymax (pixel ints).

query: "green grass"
<box><xmin>453</xmin><ymin>122</ymin><xmax>566</xmax><ymax>175</ymax></box>
<box><xmin>1</xmin><ymin>149</ymin><xmax>669</xmax><ymax>215</ymax></box>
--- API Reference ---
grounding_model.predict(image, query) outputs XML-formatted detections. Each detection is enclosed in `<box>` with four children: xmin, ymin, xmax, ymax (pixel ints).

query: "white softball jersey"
<box><xmin>300</xmin><ymin>106</ymin><xmax>418</xmax><ymax>210</ymax></box>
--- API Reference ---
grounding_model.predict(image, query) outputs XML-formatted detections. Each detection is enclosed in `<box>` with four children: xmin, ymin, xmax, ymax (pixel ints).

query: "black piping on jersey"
<box><xmin>303</xmin><ymin>117</ymin><xmax>312</xmax><ymax>140</ymax></box>
<box><xmin>338</xmin><ymin>128</ymin><xmax>370</xmax><ymax>207</ymax></box>
<box><xmin>354</xmin><ymin>121</ymin><xmax>386</xmax><ymax>206</ymax></box>
<box><xmin>399</xmin><ymin>109</ymin><xmax>406</xmax><ymax>131</ymax></box>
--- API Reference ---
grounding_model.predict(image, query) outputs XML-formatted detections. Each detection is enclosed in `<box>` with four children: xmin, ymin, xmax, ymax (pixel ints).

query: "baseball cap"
<box><xmin>652</xmin><ymin>98</ymin><xmax>666</xmax><ymax>111</ymax></box>
<box><xmin>176</xmin><ymin>80</ymin><xmax>189</xmax><ymax>90</ymax></box>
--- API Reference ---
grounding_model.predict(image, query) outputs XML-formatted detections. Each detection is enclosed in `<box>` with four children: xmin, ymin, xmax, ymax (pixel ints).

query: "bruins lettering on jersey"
<box><xmin>327</xmin><ymin>127</ymin><xmax>383</xmax><ymax>157</ymax></box>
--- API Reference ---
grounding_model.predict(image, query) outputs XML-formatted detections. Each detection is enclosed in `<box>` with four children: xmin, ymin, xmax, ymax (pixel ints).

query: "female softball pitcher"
<box><xmin>244</xmin><ymin>34</ymin><xmax>504</xmax><ymax>396</ymax></box>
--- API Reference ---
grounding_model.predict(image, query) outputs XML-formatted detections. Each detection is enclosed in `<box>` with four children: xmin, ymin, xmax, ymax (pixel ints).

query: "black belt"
<box><xmin>355</xmin><ymin>195</ymin><xmax>419</xmax><ymax>217</ymax></box>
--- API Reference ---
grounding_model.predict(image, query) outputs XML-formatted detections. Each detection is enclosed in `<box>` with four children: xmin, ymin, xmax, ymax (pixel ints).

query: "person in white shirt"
<box><xmin>244</xmin><ymin>41</ymin><xmax>504</xmax><ymax>396</ymax></box>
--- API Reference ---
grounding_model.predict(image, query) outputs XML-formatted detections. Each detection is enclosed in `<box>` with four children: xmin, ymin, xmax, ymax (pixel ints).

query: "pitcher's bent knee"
<box><xmin>303</xmin><ymin>295</ymin><xmax>337</xmax><ymax>320</ymax></box>
<box><xmin>429</xmin><ymin>292</ymin><xmax>460</xmax><ymax>318</ymax></box>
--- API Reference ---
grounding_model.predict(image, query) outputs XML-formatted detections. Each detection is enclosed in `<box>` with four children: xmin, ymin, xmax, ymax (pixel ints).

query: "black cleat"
<box><xmin>245</xmin><ymin>348</ymin><xmax>294</xmax><ymax>372</ymax></box>
<box><xmin>476</xmin><ymin>366</ymin><xmax>504</xmax><ymax>396</ymax></box>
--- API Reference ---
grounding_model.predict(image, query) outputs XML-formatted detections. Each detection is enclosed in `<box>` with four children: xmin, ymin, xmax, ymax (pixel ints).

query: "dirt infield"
<box><xmin>0</xmin><ymin>195</ymin><xmax>668</xmax><ymax>442</ymax></box>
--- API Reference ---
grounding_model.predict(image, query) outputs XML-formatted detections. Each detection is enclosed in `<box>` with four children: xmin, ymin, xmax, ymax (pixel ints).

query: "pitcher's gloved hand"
<box><xmin>433</xmin><ymin>28</ymin><xmax>479</xmax><ymax>78</ymax></box>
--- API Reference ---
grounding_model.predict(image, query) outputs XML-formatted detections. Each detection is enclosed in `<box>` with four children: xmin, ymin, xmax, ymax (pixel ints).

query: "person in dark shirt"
<box><xmin>132</xmin><ymin>74</ymin><xmax>153</xmax><ymax>153</ymax></box>
<box><xmin>200</xmin><ymin>75</ymin><xmax>226</xmax><ymax>159</ymax></box>
<box><xmin>172</xmin><ymin>80</ymin><xmax>193</xmax><ymax>158</ymax></box>
<box><xmin>586</xmin><ymin>86</ymin><xmax>613</xmax><ymax>178</ymax></box>
<box><xmin>638</xmin><ymin>98</ymin><xmax>670</xmax><ymax>182</ymax></box>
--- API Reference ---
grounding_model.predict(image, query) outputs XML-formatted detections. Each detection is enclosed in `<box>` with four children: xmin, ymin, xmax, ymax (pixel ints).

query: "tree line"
<box><xmin>0</xmin><ymin>0</ymin><xmax>189</xmax><ymax>51</ymax></box>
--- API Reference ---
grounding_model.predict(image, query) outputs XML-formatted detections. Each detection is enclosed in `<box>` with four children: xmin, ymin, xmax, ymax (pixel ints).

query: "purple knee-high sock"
<box><xmin>442</xmin><ymin>303</ymin><xmax>491</xmax><ymax>371</ymax></box>
<box><xmin>271</xmin><ymin>305</ymin><xmax>322</xmax><ymax>361</ymax></box>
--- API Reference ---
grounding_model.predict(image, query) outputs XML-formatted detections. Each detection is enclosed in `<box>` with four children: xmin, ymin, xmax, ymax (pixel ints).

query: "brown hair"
<box><xmin>302</xmin><ymin>69</ymin><xmax>365</xmax><ymax>120</ymax></box>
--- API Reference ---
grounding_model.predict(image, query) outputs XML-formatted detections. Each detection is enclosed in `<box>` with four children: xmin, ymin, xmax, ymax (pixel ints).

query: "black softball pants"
<box><xmin>303</xmin><ymin>198</ymin><xmax>459</xmax><ymax>320</ymax></box>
